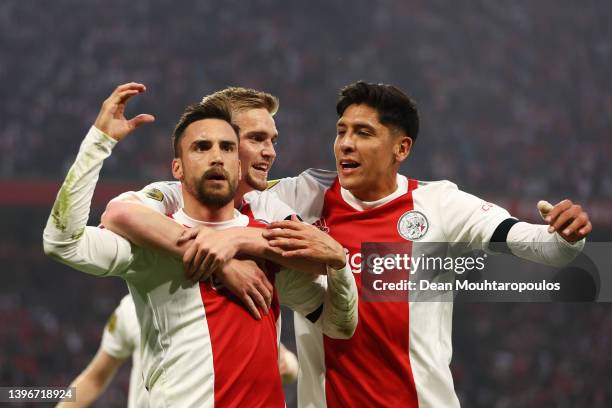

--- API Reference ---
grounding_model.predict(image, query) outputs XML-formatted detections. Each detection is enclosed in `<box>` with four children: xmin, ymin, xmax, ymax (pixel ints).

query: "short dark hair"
<box><xmin>172</xmin><ymin>100</ymin><xmax>240</xmax><ymax>157</ymax></box>
<box><xmin>336</xmin><ymin>81</ymin><xmax>419</xmax><ymax>141</ymax></box>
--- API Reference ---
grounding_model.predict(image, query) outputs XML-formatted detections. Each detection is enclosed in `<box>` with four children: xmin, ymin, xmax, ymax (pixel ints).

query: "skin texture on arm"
<box><xmin>103</xmin><ymin>200</ymin><xmax>328</xmax><ymax>278</ymax></box>
<box><xmin>102</xmin><ymin>200</ymin><xmax>190</xmax><ymax>258</ymax></box>
<box><xmin>56</xmin><ymin>350</ymin><xmax>125</xmax><ymax>408</ymax></box>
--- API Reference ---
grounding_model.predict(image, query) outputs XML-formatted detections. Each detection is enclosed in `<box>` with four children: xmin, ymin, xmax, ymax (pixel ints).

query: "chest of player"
<box><xmin>320</xmin><ymin>189</ymin><xmax>446</xmax><ymax>274</ymax></box>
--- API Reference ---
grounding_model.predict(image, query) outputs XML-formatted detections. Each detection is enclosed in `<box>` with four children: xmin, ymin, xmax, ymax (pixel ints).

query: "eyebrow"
<box><xmin>336</xmin><ymin>121</ymin><xmax>376</xmax><ymax>132</ymax></box>
<box><xmin>244</xmin><ymin>130</ymin><xmax>278</xmax><ymax>138</ymax></box>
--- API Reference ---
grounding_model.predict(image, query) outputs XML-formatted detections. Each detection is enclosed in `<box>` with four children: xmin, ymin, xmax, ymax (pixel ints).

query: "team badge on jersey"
<box><xmin>397</xmin><ymin>210</ymin><xmax>429</xmax><ymax>241</ymax></box>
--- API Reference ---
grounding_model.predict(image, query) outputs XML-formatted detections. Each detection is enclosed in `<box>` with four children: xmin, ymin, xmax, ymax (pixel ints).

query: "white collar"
<box><xmin>340</xmin><ymin>174</ymin><xmax>408</xmax><ymax>211</ymax></box>
<box><xmin>172</xmin><ymin>208</ymin><xmax>249</xmax><ymax>229</ymax></box>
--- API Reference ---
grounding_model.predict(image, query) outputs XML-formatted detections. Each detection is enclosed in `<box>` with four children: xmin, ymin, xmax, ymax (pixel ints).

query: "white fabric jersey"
<box><xmin>43</xmin><ymin>128</ymin><xmax>357</xmax><ymax>408</ymax></box>
<box><xmin>265</xmin><ymin>168</ymin><xmax>583</xmax><ymax>408</ymax></box>
<box><xmin>43</xmin><ymin>128</ymin><xmax>286</xmax><ymax>408</ymax></box>
<box><xmin>101</xmin><ymin>294</ymin><xmax>146</xmax><ymax>408</ymax></box>
<box><xmin>114</xmin><ymin>180</ymin><xmax>357</xmax><ymax>340</ymax></box>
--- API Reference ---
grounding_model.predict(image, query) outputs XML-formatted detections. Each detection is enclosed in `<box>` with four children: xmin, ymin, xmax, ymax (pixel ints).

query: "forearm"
<box><xmin>56</xmin><ymin>374</ymin><xmax>104</xmax><ymax>408</ymax></box>
<box><xmin>56</xmin><ymin>350</ymin><xmax>124</xmax><ymax>408</ymax></box>
<box><xmin>319</xmin><ymin>263</ymin><xmax>358</xmax><ymax>339</ymax></box>
<box><xmin>43</xmin><ymin>127</ymin><xmax>133</xmax><ymax>276</ymax></box>
<box><xmin>44</xmin><ymin>127</ymin><xmax>115</xmax><ymax>249</ymax></box>
<box><xmin>103</xmin><ymin>201</ymin><xmax>191</xmax><ymax>258</ymax></box>
<box><xmin>506</xmin><ymin>222</ymin><xmax>585</xmax><ymax>267</ymax></box>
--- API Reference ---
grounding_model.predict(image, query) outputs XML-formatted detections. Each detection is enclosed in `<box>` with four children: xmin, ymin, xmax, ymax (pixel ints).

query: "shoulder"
<box><xmin>414</xmin><ymin>179</ymin><xmax>458</xmax><ymax>192</ymax></box>
<box><xmin>266</xmin><ymin>168</ymin><xmax>337</xmax><ymax>191</ymax></box>
<box><xmin>141</xmin><ymin>181</ymin><xmax>181</xmax><ymax>200</ymax></box>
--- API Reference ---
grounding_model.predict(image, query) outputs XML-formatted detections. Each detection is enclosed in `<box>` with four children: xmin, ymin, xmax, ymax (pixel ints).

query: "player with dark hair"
<box><xmin>99</xmin><ymin>80</ymin><xmax>591</xmax><ymax>407</ymax></box>
<box><xmin>43</xmin><ymin>83</ymin><xmax>356</xmax><ymax>407</ymax></box>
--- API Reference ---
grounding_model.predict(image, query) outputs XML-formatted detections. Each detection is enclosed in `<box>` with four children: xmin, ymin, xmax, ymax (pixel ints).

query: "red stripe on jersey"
<box><xmin>322</xmin><ymin>178</ymin><xmax>420</xmax><ymax>408</ymax></box>
<box><xmin>197</xmin><ymin>217</ymin><xmax>283</xmax><ymax>408</ymax></box>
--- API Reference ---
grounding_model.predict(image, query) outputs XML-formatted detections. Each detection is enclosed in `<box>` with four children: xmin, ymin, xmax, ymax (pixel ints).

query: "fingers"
<box><xmin>177</xmin><ymin>228</ymin><xmax>199</xmax><ymax>245</ymax></box>
<box><xmin>254</xmin><ymin>277</ymin><xmax>273</xmax><ymax>310</ymax></box>
<box><xmin>240</xmin><ymin>294</ymin><xmax>261</xmax><ymax>320</ymax></box>
<box><xmin>260</xmin><ymin>274</ymin><xmax>274</xmax><ymax>306</ymax></box>
<box><xmin>537</xmin><ymin>200</ymin><xmax>554</xmax><ymax>221</ymax></box>
<box><xmin>561</xmin><ymin>213</ymin><xmax>590</xmax><ymax>237</ymax></box>
<box><xmin>544</xmin><ymin>199</ymin><xmax>572</xmax><ymax>225</ymax></box>
<box><xmin>248</xmin><ymin>283</ymin><xmax>269</xmax><ymax>316</ymax></box>
<box><xmin>267</xmin><ymin>220</ymin><xmax>305</xmax><ymax>231</ymax></box>
<box><xmin>262</xmin><ymin>228</ymin><xmax>303</xmax><ymax>240</ymax></box>
<box><xmin>107</xmin><ymin>88</ymin><xmax>143</xmax><ymax>107</ymax></box>
<box><xmin>280</xmin><ymin>248</ymin><xmax>313</xmax><ymax>258</ymax></box>
<box><xmin>128</xmin><ymin>114</ymin><xmax>155</xmax><ymax>129</ymax></box>
<box><xmin>579</xmin><ymin>220</ymin><xmax>593</xmax><ymax>236</ymax></box>
<box><xmin>114</xmin><ymin>82</ymin><xmax>146</xmax><ymax>93</ymax></box>
<box><xmin>268</xmin><ymin>238</ymin><xmax>309</xmax><ymax>251</ymax></box>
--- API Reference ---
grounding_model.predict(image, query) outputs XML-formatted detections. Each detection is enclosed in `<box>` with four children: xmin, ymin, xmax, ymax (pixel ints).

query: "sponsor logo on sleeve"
<box><xmin>106</xmin><ymin>312</ymin><xmax>117</xmax><ymax>333</ymax></box>
<box><xmin>144</xmin><ymin>188</ymin><xmax>164</xmax><ymax>202</ymax></box>
<box><xmin>397</xmin><ymin>210</ymin><xmax>429</xmax><ymax>241</ymax></box>
<box><xmin>266</xmin><ymin>179</ymin><xmax>280</xmax><ymax>190</ymax></box>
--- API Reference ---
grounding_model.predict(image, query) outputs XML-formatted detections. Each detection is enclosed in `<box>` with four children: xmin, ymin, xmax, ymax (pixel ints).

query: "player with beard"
<box><xmin>103</xmin><ymin>87</ymin><xmax>358</xmax><ymax>338</ymax></box>
<box><xmin>43</xmin><ymin>83</ymin><xmax>355</xmax><ymax>407</ymax></box>
<box><xmin>103</xmin><ymin>81</ymin><xmax>593</xmax><ymax>407</ymax></box>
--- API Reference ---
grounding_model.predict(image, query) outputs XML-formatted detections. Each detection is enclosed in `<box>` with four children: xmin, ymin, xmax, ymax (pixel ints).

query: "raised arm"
<box><xmin>43</xmin><ymin>83</ymin><xmax>155</xmax><ymax>277</ymax></box>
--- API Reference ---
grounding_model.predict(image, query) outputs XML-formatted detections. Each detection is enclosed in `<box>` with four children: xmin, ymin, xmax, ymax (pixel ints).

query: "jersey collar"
<box><xmin>340</xmin><ymin>174</ymin><xmax>408</xmax><ymax>211</ymax></box>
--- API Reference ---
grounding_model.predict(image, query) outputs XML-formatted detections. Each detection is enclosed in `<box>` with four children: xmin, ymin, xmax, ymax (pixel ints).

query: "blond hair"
<box><xmin>201</xmin><ymin>87</ymin><xmax>279</xmax><ymax>116</ymax></box>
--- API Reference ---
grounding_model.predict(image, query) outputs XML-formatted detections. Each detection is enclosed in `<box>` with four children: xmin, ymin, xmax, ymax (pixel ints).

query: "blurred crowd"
<box><xmin>1</xmin><ymin>0</ymin><xmax>611</xmax><ymax>407</ymax></box>
<box><xmin>1</xmin><ymin>0</ymin><xmax>611</xmax><ymax>200</ymax></box>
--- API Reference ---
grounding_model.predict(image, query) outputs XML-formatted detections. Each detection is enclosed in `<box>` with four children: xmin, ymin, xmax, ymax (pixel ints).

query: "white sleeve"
<box><xmin>110</xmin><ymin>181</ymin><xmax>183</xmax><ymax>215</ymax></box>
<box><xmin>43</xmin><ymin>127</ymin><xmax>147</xmax><ymax>278</ymax></box>
<box><xmin>506</xmin><ymin>222</ymin><xmax>585</xmax><ymax>267</ymax></box>
<box><xmin>276</xmin><ymin>261</ymin><xmax>357</xmax><ymax>340</ymax></box>
<box><xmin>245</xmin><ymin>190</ymin><xmax>296</xmax><ymax>222</ymax></box>
<box><xmin>439</xmin><ymin>182</ymin><xmax>512</xmax><ymax>253</ymax></box>
<box><xmin>267</xmin><ymin>168</ymin><xmax>336</xmax><ymax>224</ymax></box>
<box><xmin>100</xmin><ymin>295</ymin><xmax>138</xmax><ymax>359</ymax></box>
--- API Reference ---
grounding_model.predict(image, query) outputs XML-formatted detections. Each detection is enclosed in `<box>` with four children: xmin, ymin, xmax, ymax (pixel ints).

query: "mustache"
<box><xmin>202</xmin><ymin>167</ymin><xmax>230</xmax><ymax>180</ymax></box>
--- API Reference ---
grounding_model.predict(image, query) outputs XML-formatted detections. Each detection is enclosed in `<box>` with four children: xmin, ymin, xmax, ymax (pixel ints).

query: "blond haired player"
<box><xmin>44</xmin><ymin>83</ymin><xmax>356</xmax><ymax>407</ymax></box>
<box><xmin>112</xmin><ymin>81</ymin><xmax>593</xmax><ymax>407</ymax></box>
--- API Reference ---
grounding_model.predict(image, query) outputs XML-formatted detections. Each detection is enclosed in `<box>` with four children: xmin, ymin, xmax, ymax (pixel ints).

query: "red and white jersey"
<box><xmin>43</xmin><ymin>128</ymin><xmax>286</xmax><ymax>408</ymax></box>
<box><xmin>267</xmin><ymin>168</ymin><xmax>511</xmax><ymax>408</ymax></box>
<box><xmin>101</xmin><ymin>294</ymin><xmax>146</xmax><ymax>408</ymax></box>
<box><xmin>113</xmin><ymin>181</ymin><xmax>294</xmax><ymax>224</ymax></box>
<box><xmin>132</xmin><ymin>209</ymin><xmax>284</xmax><ymax>408</ymax></box>
<box><xmin>115</xmin><ymin>182</ymin><xmax>341</xmax><ymax>323</ymax></box>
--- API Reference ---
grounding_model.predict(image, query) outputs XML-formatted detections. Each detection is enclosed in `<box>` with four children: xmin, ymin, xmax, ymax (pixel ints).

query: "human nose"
<box><xmin>261</xmin><ymin>140</ymin><xmax>276</xmax><ymax>161</ymax></box>
<box><xmin>339</xmin><ymin>131</ymin><xmax>356</xmax><ymax>153</ymax></box>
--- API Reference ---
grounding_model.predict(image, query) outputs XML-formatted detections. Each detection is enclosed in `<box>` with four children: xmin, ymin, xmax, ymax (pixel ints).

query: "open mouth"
<box><xmin>340</xmin><ymin>160</ymin><xmax>360</xmax><ymax>170</ymax></box>
<box><xmin>252</xmin><ymin>163</ymin><xmax>269</xmax><ymax>171</ymax></box>
<box><xmin>204</xmin><ymin>169</ymin><xmax>228</xmax><ymax>181</ymax></box>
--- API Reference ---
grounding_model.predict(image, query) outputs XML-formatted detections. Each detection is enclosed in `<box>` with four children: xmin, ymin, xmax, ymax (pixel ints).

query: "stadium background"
<box><xmin>1</xmin><ymin>0</ymin><xmax>611</xmax><ymax>406</ymax></box>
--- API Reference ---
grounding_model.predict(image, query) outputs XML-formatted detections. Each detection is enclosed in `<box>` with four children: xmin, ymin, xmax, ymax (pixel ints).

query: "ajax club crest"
<box><xmin>397</xmin><ymin>210</ymin><xmax>429</xmax><ymax>241</ymax></box>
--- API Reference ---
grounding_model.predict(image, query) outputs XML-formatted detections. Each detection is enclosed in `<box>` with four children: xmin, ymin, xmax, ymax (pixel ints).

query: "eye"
<box><xmin>194</xmin><ymin>141</ymin><xmax>209</xmax><ymax>151</ymax></box>
<box><xmin>221</xmin><ymin>142</ymin><xmax>236</xmax><ymax>152</ymax></box>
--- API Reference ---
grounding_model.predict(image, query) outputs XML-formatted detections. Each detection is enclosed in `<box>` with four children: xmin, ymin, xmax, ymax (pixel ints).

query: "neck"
<box><xmin>234</xmin><ymin>183</ymin><xmax>254</xmax><ymax>208</ymax></box>
<box><xmin>350</xmin><ymin>177</ymin><xmax>398</xmax><ymax>202</ymax></box>
<box><xmin>182</xmin><ymin>189</ymin><xmax>236</xmax><ymax>222</ymax></box>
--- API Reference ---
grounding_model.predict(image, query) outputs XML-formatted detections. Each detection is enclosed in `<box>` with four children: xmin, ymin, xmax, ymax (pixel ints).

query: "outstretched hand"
<box><xmin>537</xmin><ymin>199</ymin><xmax>592</xmax><ymax>243</ymax></box>
<box><xmin>94</xmin><ymin>82</ymin><xmax>155</xmax><ymax>141</ymax></box>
